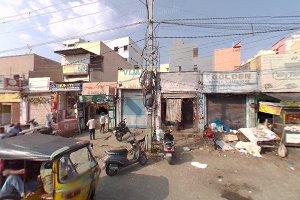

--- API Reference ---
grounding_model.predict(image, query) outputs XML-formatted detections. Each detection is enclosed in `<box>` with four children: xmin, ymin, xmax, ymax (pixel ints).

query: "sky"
<box><xmin>1</xmin><ymin>0</ymin><xmax>300</xmax><ymax>66</ymax></box>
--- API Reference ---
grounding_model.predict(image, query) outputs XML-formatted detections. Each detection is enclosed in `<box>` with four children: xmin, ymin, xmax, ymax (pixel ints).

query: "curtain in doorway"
<box><xmin>166</xmin><ymin>99</ymin><xmax>182</xmax><ymax>122</ymax></box>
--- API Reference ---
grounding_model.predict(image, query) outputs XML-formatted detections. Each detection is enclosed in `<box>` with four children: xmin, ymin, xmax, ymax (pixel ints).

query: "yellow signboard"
<box><xmin>63</xmin><ymin>64</ymin><xmax>88</xmax><ymax>75</ymax></box>
<box><xmin>259</xmin><ymin>102</ymin><xmax>283</xmax><ymax>115</ymax></box>
<box><xmin>0</xmin><ymin>93</ymin><xmax>21</xmax><ymax>103</ymax></box>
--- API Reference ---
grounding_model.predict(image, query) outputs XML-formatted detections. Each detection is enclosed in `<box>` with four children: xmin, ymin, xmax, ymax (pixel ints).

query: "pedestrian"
<box><xmin>99</xmin><ymin>113</ymin><xmax>106</xmax><ymax>133</ymax></box>
<box><xmin>86</xmin><ymin>117</ymin><xmax>96</xmax><ymax>140</ymax></box>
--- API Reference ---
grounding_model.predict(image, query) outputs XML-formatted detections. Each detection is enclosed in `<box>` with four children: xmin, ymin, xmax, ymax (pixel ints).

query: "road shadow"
<box><xmin>98</xmin><ymin>173</ymin><xmax>169</xmax><ymax>200</ymax></box>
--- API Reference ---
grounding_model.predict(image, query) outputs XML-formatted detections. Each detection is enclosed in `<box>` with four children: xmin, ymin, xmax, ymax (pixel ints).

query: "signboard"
<box><xmin>203</xmin><ymin>71</ymin><xmax>258</xmax><ymax>93</ymax></box>
<box><xmin>0</xmin><ymin>93</ymin><xmax>21</xmax><ymax>103</ymax></box>
<box><xmin>82</xmin><ymin>82</ymin><xmax>116</xmax><ymax>95</ymax></box>
<box><xmin>260</xmin><ymin>69</ymin><xmax>300</xmax><ymax>92</ymax></box>
<box><xmin>29</xmin><ymin>77</ymin><xmax>50</xmax><ymax>91</ymax></box>
<box><xmin>259</xmin><ymin>101</ymin><xmax>283</xmax><ymax>115</ymax></box>
<box><xmin>63</xmin><ymin>63</ymin><xmax>89</xmax><ymax>75</ymax></box>
<box><xmin>160</xmin><ymin>72</ymin><xmax>199</xmax><ymax>93</ymax></box>
<box><xmin>50</xmin><ymin>82</ymin><xmax>82</xmax><ymax>92</ymax></box>
<box><xmin>79</xmin><ymin>95</ymin><xmax>114</xmax><ymax>103</ymax></box>
<box><xmin>118</xmin><ymin>69</ymin><xmax>142</xmax><ymax>89</ymax></box>
<box><xmin>3</xmin><ymin>77</ymin><xmax>21</xmax><ymax>90</ymax></box>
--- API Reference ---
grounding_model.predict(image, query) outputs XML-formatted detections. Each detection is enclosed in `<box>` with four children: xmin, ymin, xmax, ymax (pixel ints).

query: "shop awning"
<box><xmin>54</xmin><ymin>48</ymin><xmax>95</xmax><ymax>56</ymax></box>
<box><xmin>259</xmin><ymin>101</ymin><xmax>283</xmax><ymax>115</ymax></box>
<box><xmin>265</xmin><ymin>93</ymin><xmax>300</xmax><ymax>102</ymax></box>
<box><xmin>162</xmin><ymin>93</ymin><xmax>197</xmax><ymax>99</ymax></box>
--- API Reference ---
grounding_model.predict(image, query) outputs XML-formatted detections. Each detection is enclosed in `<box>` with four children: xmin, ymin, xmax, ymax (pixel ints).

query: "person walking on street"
<box><xmin>99</xmin><ymin>113</ymin><xmax>106</xmax><ymax>133</ymax></box>
<box><xmin>86</xmin><ymin>117</ymin><xmax>96</xmax><ymax>140</ymax></box>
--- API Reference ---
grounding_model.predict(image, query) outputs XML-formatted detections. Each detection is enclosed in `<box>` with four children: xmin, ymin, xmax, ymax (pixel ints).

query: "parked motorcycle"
<box><xmin>114</xmin><ymin>118</ymin><xmax>131</xmax><ymax>141</ymax></box>
<box><xmin>163</xmin><ymin>129</ymin><xmax>175</xmax><ymax>165</ymax></box>
<box><xmin>26</xmin><ymin>119</ymin><xmax>54</xmax><ymax>135</ymax></box>
<box><xmin>103</xmin><ymin>136</ymin><xmax>147</xmax><ymax>176</ymax></box>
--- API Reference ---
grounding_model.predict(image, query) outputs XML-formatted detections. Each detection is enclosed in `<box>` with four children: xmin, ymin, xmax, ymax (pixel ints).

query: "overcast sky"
<box><xmin>1</xmin><ymin>0</ymin><xmax>300</xmax><ymax>65</ymax></box>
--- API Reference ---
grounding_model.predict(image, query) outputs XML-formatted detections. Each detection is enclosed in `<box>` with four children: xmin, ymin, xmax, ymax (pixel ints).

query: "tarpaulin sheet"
<box><xmin>259</xmin><ymin>101</ymin><xmax>283</xmax><ymax>115</ymax></box>
<box><xmin>0</xmin><ymin>134</ymin><xmax>81</xmax><ymax>161</ymax></box>
<box><xmin>166</xmin><ymin>99</ymin><xmax>182</xmax><ymax>122</ymax></box>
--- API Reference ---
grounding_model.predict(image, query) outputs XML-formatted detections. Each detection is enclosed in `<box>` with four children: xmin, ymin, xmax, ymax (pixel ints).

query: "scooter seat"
<box><xmin>106</xmin><ymin>148</ymin><xmax>128</xmax><ymax>156</ymax></box>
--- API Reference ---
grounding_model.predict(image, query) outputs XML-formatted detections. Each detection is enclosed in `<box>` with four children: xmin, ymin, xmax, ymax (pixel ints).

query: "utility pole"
<box><xmin>144</xmin><ymin>0</ymin><xmax>155</xmax><ymax>151</ymax></box>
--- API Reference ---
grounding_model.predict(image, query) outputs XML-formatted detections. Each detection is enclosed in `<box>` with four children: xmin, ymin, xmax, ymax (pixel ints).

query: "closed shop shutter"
<box><xmin>121</xmin><ymin>90</ymin><xmax>147</xmax><ymax>128</ymax></box>
<box><xmin>206</xmin><ymin>95</ymin><xmax>246</xmax><ymax>130</ymax></box>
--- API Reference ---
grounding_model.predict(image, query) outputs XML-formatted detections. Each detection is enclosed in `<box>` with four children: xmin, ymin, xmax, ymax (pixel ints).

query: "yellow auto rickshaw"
<box><xmin>0</xmin><ymin>133</ymin><xmax>101</xmax><ymax>200</ymax></box>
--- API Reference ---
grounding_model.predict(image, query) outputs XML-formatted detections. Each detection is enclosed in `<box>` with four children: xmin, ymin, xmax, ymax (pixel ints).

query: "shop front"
<box><xmin>50</xmin><ymin>82</ymin><xmax>82</xmax><ymax>136</ymax></box>
<box><xmin>117</xmin><ymin>69</ymin><xmax>147</xmax><ymax>129</ymax></box>
<box><xmin>203</xmin><ymin>71</ymin><xmax>258</xmax><ymax>130</ymax></box>
<box><xmin>158</xmin><ymin>72</ymin><xmax>200</xmax><ymax>133</ymax></box>
<box><xmin>0</xmin><ymin>93</ymin><xmax>21</xmax><ymax>125</ymax></box>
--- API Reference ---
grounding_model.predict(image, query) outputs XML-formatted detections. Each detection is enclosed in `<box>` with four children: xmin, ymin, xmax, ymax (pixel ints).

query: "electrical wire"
<box><xmin>0</xmin><ymin>21</ymin><xmax>146</xmax><ymax>55</ymax></box>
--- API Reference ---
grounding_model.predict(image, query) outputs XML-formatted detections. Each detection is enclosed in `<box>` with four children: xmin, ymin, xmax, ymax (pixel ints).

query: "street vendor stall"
<box><xmin>259</xmin><ymin>101</ymin><xmax>300</xmax><ymax>146</ymax></box>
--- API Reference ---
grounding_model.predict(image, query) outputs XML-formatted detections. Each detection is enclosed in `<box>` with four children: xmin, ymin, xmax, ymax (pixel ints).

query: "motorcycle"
<box><xmin>26</xmin><ymin>119</ymin><xmax>54</xmax><ymax>135</ymax></box>
<box><xmin>114</xmin><ymin>118</ymin><xmax>131</xmax><ymax>141</ymax></box>
<box><xmin>163</xmin><ymin>129</ymin><xmax>175</xmax><ymax>165</ymax></box>
<box><xmin>103</xmin><ymin>136</ymin><xmax>147</xmax><ymax>176</ymax></box>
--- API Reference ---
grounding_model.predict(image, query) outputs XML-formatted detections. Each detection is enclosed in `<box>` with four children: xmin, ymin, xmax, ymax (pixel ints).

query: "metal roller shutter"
<box><xmin>206</xmin><ymin>95</ymin><xmax>246</xmax><ymax>130</ymax></box>
<box><xmin>121</xmin><ymin>90</ymin><xmax>147</xmax><ymax>128</ymax></box>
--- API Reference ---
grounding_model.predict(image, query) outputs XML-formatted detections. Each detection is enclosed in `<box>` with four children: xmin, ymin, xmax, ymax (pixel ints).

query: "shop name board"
<box><xmin>63</xmin><ymin>63</ymin><xmax>88</xmax><ymax>75</ymax></box>
<box><xmin>50</xmin><ymin>82</ymin><xmax>82</xmax><ymax>92</ymax></box>
<box><xmin>203</xmin><ymin>71</ymin><xmax>258</xmax><ymax>93</ymax></box>
<box><xmin>82</xmin><ymin>82</ymin><xmax>116</xmax><ymax>95</ymax></box>
<box><xmin>79</xmin><ymin>95</ymin><xmax>113</xmax><ymax>103</ymax></box>
<box><xmin>29</xmin><ymin>77</ymin><xmax>50</xmax><ymax>91</ymax></box>
<box><xmin>118</xmin><ymin>69</ymin><xmax>142</xmax><ymax>89</ymax></box>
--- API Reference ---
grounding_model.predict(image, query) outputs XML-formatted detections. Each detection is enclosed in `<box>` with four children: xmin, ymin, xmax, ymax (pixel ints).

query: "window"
<box><xmin>58</xmin><ymin>147</ymin><xmax>96</xmax><ymax>182</ymax></box>
<box><xmin>176</xmin><ymin>66</ymin><xmax>181</xmax><ymax>72</ymax></box>
<box><xmin>193</xmin><ymin>48</ymin><xmax>198</xmax><ymax>58</ymax></box>
<box><xmin>124</xmin><ymin>58</ymin><xmax>127</xmax><ymax>61</ymax></box>
<box><xmin>114</xmin><ymin>47</ymin><xmax>118</xmax><ymax>52</ymax></box>
<box><xmin>124</xmin><ymin>45</ymin><xmax>128</xmax><ymax>51</ymax></box>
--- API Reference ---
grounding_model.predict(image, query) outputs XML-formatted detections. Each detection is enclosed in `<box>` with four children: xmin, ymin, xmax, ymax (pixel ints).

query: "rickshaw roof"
<box><xmin>0</xmin><ymin>134</ymin><xmax>89</xmax><ymax>161</ymax></box>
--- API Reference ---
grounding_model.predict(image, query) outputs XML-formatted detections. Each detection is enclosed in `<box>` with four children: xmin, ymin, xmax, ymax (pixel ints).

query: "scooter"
<box><xmin>163</xmin><ymin>129</ymin><xmax>175</xmax><ymax>165</ymax></box>
<box><xmin>103</xmin><ymin>136</ymin><xmax>147</xmax><ymax>176</ymax></box>
<box><xmin>114</xmin><ymin>118</ymin><xmax>131</xmax><ymax>141</ymax></box>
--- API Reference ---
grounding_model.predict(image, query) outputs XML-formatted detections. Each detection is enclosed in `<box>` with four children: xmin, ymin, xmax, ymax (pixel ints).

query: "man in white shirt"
<box><xmin>99</xmin><ymin>114</ymin><xmax>106</xmax><ymax>133</ymax></box>
<box><xmin>86</xmin><ymin>117</ymin><xmax>96</xmax><ymax>140</ymax></box>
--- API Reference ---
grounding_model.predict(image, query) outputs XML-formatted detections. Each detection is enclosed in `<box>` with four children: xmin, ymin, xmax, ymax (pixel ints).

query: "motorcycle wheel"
<box><xmin>166</xmin><ymin>156</ymin><xmax>173</xmax><ymax>165</ymax></box>
<box><xmin>115</xmin><ymin>132</ymin><xmax>123</xmax><ymax>141</ymax></box>
<box><xmin>138</xmin><ymin>152</ymin><xmax>148</xmax><ymax>166</ymax></box>
<box><xmin>105</xmin><ymin>164</ymin><xmax>118</xmax><ymax>176</ymax></box>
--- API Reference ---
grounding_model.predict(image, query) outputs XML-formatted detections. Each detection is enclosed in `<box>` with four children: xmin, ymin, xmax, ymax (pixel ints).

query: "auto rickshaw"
<box><xmin>0</xmin><ymin>133</ymin><xmax>101</xmax><ymax>200</ymax></box>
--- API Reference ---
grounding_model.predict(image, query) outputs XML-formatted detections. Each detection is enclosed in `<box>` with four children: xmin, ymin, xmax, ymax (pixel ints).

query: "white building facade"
<box><xmin>104</xmin><ymin>37</ymin><xmax>142</xmax><ymax>67</ymax></box>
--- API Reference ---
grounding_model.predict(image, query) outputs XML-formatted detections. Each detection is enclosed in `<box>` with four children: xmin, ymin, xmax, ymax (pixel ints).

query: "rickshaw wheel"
<box><xmin>106</xmin><ymin>164</ymin><xmax>118</xmax><ymax>176</ymax></box>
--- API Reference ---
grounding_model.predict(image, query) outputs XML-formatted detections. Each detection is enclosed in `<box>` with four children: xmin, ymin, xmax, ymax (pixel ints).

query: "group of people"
<box><xmin>0</xmin><ymin>123</ymin><xmax>22</xmax><ymax>140</ymax></box>
<box><xmin>86</xmin><ymin>113</ymin><xmax>106</xmax><ymax>140</ymax></box>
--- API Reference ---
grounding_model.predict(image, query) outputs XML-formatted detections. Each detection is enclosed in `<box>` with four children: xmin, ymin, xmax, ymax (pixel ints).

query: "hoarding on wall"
<box><xmin>117</xmin><ymin>69</ymin><xmax>142</xmax><ymax>89</ymax></box>
<box><xmin>3</xmin><ymin>77</ymin><xmax>21</xmax><ymax>90</ymax></box>
<box><xmin>50</xmin><ymin>82</ymin><xmax>82</xmax><ymax>92</ymax></box>
<box><xmin>160</xmin><ymin>72</ymin><xmax>199</xmax><ymax>93</ymax></box>
<box><xmin>63</xmin><ymin>63</ymin><xmax>89</xmax><ymax>75</ymax></box>
<box><xmin>0</xmin><ymin>93</ymin><xmax>21</xmax><ymax>103</ymax></box>
<box><xmin>82</xmin><ymin>82</ymin><xmax>116</xmax><ymax>95</ymax></box>
<box><xmin>203</xmin><ymin>71</ymin><xmax>258</xmax><ymax>93</ymax></box>
<box><xmin>259</xmin><ymin>101</ymin><xmax>283</xmax><ymax>115</ymax></box>
<box><xmin>0</xmin><ymin>76</ymin><xmax>3</xmax><ymax>89</ymax></box>
<box><xmin>260</xmin><ymin>69</ymin><xmax>300</xmax><ymax>92</ymax></box>
<box><xmin>29</xmin><ymin>77</ymin><xmax>50</xmax><ymax>91</ymax></box>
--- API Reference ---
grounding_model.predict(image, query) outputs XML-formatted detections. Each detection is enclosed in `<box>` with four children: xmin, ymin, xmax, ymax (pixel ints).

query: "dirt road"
<box><xmin>76</xmin><ymin>131</ymin><xmax>300</xmax><ymax>200</ymax></box>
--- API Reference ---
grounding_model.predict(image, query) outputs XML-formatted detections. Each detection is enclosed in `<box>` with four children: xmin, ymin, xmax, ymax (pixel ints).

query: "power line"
<box><xmin>0</xmin><ymin>0</ymin><xmax>100</xmax><ymax>24</ymax></box>
<box><xmin>0</xmin><ymin>21</ymin><xmax>146</xmax><ymax>55</ymax></box>
<box><xmin>0</xmin><ymin>1</ymin><xmax>66</xmax><ymax>20</ymax></box>
<box><xmin>155</xmin><ymin>27</ymin><xmax>300</xmax><ymax>39</ymax></box>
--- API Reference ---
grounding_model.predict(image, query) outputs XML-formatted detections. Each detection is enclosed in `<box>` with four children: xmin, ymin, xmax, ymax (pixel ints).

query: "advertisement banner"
<box><xmin>82</xmin><ymin>82</ymin><xmax>116</xmax><ymax>95</ymax></box>
<box><xmin>63</xmin><ymin>63</ymin><xmax>89</xmax><ymax>75</ymax></box>
<box><xmin>50</xmin><ymin>82</ymin><xmax>82</xmax><ymax>92</ymax></box>
<box><xmin>117</xmin><ymin>69</ymin><xmax>142</xmax><ymax>89</ymax></box>
<box><xmin>259</xmin><ymin>102</ymin><xmax>283</xmax><ymax>115</ymax></box>
<box><xmin>203</xmin><ymin>71</ymin><xmax>258</xmax><ymax>93</ymax></box>
<box><xmin>29</xmin><ymin>77</ymin><xmax>50</xmax><ymax>91</ymax></box>
<box><xmin>79</xmin><ymin>95</ymin><xmax>114</xmax><ymax>103</ymax></box>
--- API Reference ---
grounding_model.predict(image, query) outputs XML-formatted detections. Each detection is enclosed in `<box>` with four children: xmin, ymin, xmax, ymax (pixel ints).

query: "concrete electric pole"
<box><xmin>144</xmin><ymin>0</ymin><xmax>155</xmax><ymax>151</ymax></box>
